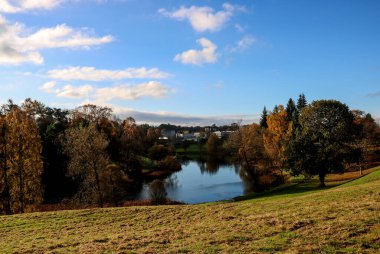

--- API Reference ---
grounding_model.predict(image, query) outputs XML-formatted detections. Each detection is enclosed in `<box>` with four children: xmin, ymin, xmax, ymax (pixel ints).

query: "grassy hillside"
<box><xmin>0</xmin><ymin>170</ymin><xmax>379</xmax><ymax>253</ymax></box>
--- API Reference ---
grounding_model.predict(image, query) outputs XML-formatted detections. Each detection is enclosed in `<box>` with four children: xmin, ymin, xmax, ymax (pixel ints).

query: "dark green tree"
<box><xmin>259</xmin><ymin>107</ymin><xmax>268</xmax><ymax>128</ymax></box>
<box><xmin>297</xmin><ymin>93</ymin><xmax>307</xmax><ymax>111</ymax></box>
<box><xmin>287</xmin><ymin>100</ymin><xmax>355</xmax><ymax>187</ymax></box>
<box><xmin>285</xmin><ymin>98</ymin><xmax>298</xmax><ymax>124</ymax></box>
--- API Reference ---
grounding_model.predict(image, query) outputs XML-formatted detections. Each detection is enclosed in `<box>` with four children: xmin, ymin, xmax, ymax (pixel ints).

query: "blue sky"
<box><xmin>0</xmin><ymin>0</ymin><xmax>379</xmax><ymax>125</ymax></box>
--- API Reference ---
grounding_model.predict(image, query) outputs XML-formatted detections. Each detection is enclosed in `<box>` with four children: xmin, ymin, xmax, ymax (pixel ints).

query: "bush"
<box><xmin>149</xmin><ymin>179</ymin><xmax>167</xmax><ymax>205</ymax></box>
<box><xmin>156</xmin><ymin>156</ymin><xmax>181</xmax><ymax>172</ymax></box>
<box><xmin>148</xmin><ymin>145</ymin><xmax>169</xmax><ymax>161</ymax></box>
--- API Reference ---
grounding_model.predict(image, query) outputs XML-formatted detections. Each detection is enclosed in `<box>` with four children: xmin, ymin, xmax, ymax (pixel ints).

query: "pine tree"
<box><xmin>297</xmin><ymin>93</ymin><xmax>307</xmax><ymax>110</ymax></box>
<box><xmin>285</xmin><ymin>98</ymin><xmax>297</xmax><ymax>123</ymax></box>
<box><xmin>259</xmin><ymin>107</ymin><xmax>268</xmax><ymax>128</ymax></box>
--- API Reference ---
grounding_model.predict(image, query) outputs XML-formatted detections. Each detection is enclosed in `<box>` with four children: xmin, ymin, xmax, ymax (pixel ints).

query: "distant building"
<box><xmin>176</xmin><ymin>132</ymin><xmax>197</xmax><ymax>141</ymax></box>
<box><xmin>161</xmin><ymin>129</ymin><xmax>176</xmax><ymax>139</ymax></box>
<box><xmin>212</xmin><ymin>131</ymin><xmax>236</xmax><ymax>139</ymax></box>
<box><xmin>183</xmin><ymin>133</ymin><xmax>196</xmax><ymax>140</ymax></box>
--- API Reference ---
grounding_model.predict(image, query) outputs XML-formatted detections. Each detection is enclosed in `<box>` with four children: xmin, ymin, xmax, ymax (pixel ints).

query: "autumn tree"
<box><xmin>0</xmin><ymin>116</ymin><xmax>11</xmax><ymax>214</ymax></box>
<box><xmin>63</xmin><ymin>124</ymin><xmax>110</xmax><ymax>207</ymax></box>
<box><xmin>236</xmin><ymin>124</ymin><xmax>267</xmax><ymax>191</ymax></box>
<box><xmin>21</xmin><ymin>99</ymin><xmax>73</xmax><ymax>203</ymax></box>
<box><xmin>100</xmin><ymin>164</ymin><xmax>130</xmax><ymax>206</ymax></box>
<box><xmin>238</xmin><ymin>124</ymin><xmax>265</xmax><ymax>168</ymax></box>
<box><xmin>146</xmin><ymin>127</ymin><xmax>159</xmax><ymax>147</ymax></box>
<box><xmin>263</xmin><ymin>105</ymin><xmax>293</xmax><ymax>179</ymax></box>
<box><xmin>207</xmin><ymin>133</ymin><xmax>222</xmax><ymax>156</ymax></box>
<box><xmin>70</xmin><ymin>104</ymin><xmax>112</xmax><ymax>127</ymax></box>
<box><xmin>352</xmin><ymin>110</ymin><xmax>380</xmax><ymax>174</ymax></box>
<box><xmin>120</xmin><ymin>117</ymin><xmax>144</xmax><ymax>173</ymax></box>
<box><xmin>1</xmin><ymin>107</ymin><xmax>43</xmax><ymax>213</ymax></box>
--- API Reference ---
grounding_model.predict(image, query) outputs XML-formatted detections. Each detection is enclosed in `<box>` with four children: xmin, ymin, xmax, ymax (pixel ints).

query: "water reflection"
<box><xmin>130</xmin><ymin>158</ymin><xmax>258</xmax><ymax>204</ymax></box>
<box><xmin>239</xmin><ymin>165</ymin><xmax>260</xmax><ymax>194</ymax></box>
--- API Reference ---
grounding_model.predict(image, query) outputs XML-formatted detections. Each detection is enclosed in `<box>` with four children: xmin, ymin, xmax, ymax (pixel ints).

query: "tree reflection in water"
<box><xmin>165</xmin><ymin>175</ymin><xmax>180</xmax><ymax>190</ymax></box>
<box><xmin>239</xmin><ymin>165</ymin><xmax>262</xmax><ymax>194</ymax></box>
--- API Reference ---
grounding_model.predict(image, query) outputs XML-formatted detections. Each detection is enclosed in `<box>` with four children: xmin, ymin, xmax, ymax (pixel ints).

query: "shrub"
<box><xmin>156</xmin><ymin>156</ymin><xmax>181</xmax><ymax>172</ymax></box>
<box><xmin>148</xmin><ymin>144</ymin><xmax>169</xmax><ymax>161</ymax></box>
<box><xmin>149</xmin><ymin>179</ymin><xmax>167</xmax><ymax>205</ymax></box>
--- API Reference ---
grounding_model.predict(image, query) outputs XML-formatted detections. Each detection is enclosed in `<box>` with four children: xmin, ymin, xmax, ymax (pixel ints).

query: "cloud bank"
<box><xmin>41</xmin><ymin>81</ymin><xmax>172</xmax><ymax>101</ymax></box>
<box><xmin>0</xmin><ymin>16</ymin><xmax>113</xmax><ymax>65</ymax></box>
<box><xmin>0</xmin><ymin>0</ymin><xmax>62</xmax><ymax>13</ymax></box>
<box><xmin>111</xmin><ymin>106</ymin><xmax>259</xmax><ymax>126</ymax></box>
<box><xmin>48</xmin><ymin>66</ymin><xmax>170</xmax><ymax>81</ymax></box>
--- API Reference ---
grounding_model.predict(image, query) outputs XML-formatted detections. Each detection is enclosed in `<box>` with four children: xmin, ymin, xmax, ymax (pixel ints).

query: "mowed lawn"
<box><xmin>0</xmin><ymin>170</ymin><xmax>379</xmax><ymax>253</ymax></box>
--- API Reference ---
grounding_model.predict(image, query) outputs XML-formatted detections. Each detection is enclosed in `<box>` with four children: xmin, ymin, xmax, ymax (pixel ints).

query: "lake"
<box><xmin>136</xmin><ymin>160</ymin><xmax>254</xmax><ymax>204</ymax></box>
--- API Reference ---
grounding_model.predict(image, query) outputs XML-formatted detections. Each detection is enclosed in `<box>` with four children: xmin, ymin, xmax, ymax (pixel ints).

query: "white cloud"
<box><xmin>159</xmin><ymin>3</ymin><xmax>245</xmax><ymax>32</ymax></box>
<box><xmin>231</xmin><ymin>35</ymin><xmax>256</xmax><ymax>52</ymax></box>
<box><xmin>57</xmin><ymin>84</ymin><xmax>94</xmax><ymax>99</ymax></box>
<box><xmin>47</xmin><ymin>66</ymin><xmax>170</xmax><ymax>81</ymax></box>
<box><xmin>40</xmin><ymin>81</ymin><xmax>172</xmax><ymax>100</ymax></box>
<box><xmin>23</xmin><ymin>24</ymin><xmax>113</xmax><ymax>50</ymax></box>
<box><xmin>0</xmin><ymin>16</ymin><xmax>113</xmax><ymax>65</ymax></box>
<box><xmin>174</xmin><ymin>38</ymin><xmax>218</xmax><ymax>65</ymax></box>
<box><xmin>0</xmin><ymin>0</ymin><xmax>62</xmax><ymax>13</ymax></box>
<box><xmin>40</xmin><ymin>81</ymin><xmax>57</xmax><ymax>93</ymax></box>
<box><xmin>95</xmin><ymin>82</ymin><xmax>171</xmax><ymax>101</ymax></box>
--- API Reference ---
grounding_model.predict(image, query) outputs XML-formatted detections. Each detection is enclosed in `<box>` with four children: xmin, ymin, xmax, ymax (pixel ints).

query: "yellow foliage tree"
<box><xmin>263</xmin><ymin>105</ymin><xmax>293</xmax><ymax>175</ymax></box>
<box><xmin>2</xmin><ymin>108</ymin><xmax>43</xmax><ymax>213</ymax></box>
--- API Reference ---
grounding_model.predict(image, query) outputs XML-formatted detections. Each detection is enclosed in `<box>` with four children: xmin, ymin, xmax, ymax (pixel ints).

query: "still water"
<box><xmin>137</xmin><ymin>160</ymin><xmax>253</xmax><ymax>204</ymax></box>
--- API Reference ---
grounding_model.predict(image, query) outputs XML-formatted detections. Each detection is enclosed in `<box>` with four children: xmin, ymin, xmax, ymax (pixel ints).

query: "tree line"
<box><xmin>226</xmin><ymin>94</ymin><xmax>380</xmax><ymax>191</ymax></box>
<box><xmin>1</xmin><ymin>96</ymin><xmax>379</xmax><ymax>214</ymax></box>
<box><xmin>0</xmin><ymin>99</ymin><xmax>179</xmax><ymax>214</ymax></box>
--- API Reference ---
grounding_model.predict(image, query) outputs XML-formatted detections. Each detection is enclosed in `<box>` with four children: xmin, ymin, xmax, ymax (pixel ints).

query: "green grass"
<box><xmin>339</xmin><ymin>168</ymin><xmax>380</xmax><ymax>187</ymax></box>
<box><xmin>176</xmin><ymin>143</ymin><xmax>205</xmax><ymax>154</ymax></box>
<box><xmin>0</xmin><ymin>169</ymin><xmax>379</xmax><ymax>253</ymax></box>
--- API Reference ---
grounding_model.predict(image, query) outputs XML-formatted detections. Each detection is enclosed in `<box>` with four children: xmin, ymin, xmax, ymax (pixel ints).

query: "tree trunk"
<box><xmin>318</xmin><ymin>172</ymin><xmax>326</xmax><ymax>187</ymax></box>
<box><xmin>2</xmin><ymin>125</ymin><xmax>11</xmax><ymax>215</ymax></box>
<box><xmin>93</xmin><ymin>163</ymin><xmax>103</xmax><ymax>208</ymax></box>
<box><xmin>18</xmin><ymin>140</ymin><xmax>24</xmax><ymax>213</ymax></box>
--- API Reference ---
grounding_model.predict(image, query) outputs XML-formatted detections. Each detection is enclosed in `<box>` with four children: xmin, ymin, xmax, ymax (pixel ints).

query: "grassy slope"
<box><xmin>0</xmin><ymin>171</ymin><xmax>379</xmax><ymax>253</ymax></box>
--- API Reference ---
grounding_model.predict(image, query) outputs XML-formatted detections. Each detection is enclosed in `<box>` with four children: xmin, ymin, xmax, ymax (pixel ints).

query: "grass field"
<box><xmin>0</xmin><ymin>169</ymin><xmax>379</xmax><ymax>253</ymax></box>
<box><xmin>176</xmin><ymin>143</ymin><xmax>205</xmax><ymax>154</ymax></box>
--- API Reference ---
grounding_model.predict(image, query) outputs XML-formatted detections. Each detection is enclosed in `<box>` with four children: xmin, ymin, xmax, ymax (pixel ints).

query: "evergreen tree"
<box><xmin>297</xmin><ymin>93</ymin><xmax>307</xmax><ymax>111</ymax></box>
<box><xmin>259</xmin><ymin>107</ymin><xmax>268</xmax><ymax>128</ymax></box>
<box><xmin>285</xmin><ymin>98</ymin><xmax>297</xmax><ymax>123</ymax></box>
